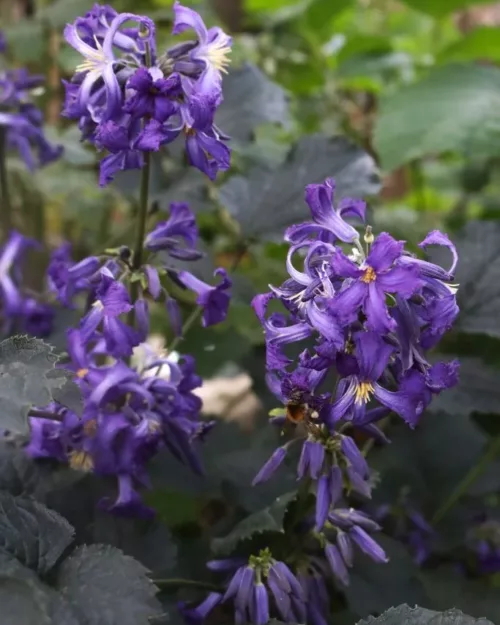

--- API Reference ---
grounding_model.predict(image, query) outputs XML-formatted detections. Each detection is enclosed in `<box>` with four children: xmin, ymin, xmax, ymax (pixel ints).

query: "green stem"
<box><xmin>168</xmin><ymin>242</ymin><xmax>248</xmax><ymax>353</ymax></box>
<box><xmin>0</xmin><ymin>126</ymin><xmax>12</xmax><ymax>238</ymax></box>
<box><xmin>432</xmin><ymin>435</ymin><xmax>500</xmax><ymax>525</ymax></box>
<box><xmin>152</xmin><ymin>578</ymin><xmax>223</xmax><ymax>592</ymax></box>
<box><xmin>127</xmin><ymin>150</ymin><xmax>151</xmax><ymax>329</ymax></box>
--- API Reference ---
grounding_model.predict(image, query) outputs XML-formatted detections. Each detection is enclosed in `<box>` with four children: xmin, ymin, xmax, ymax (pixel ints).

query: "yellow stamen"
<box><xmin>75</xmin><ymin>36</ymin><xmax>107</xmax><ymax>74</ymax></box>
<box><xmin>76</xmin><ymin>368</ymin><xmax>89</xmax><ymax>379</ymax></box>
<box><xmin>206</xmin><ymin>44</ymin><xmax>232</xmax><ymax>74</ymax></box>
<box><xmin>83</xmin><ymin>419</ymin><xmax>97</xmax><ymax>437</ymax></box>
<box><xmin>354</xmin><ymin>381</ymin><xmax>374</xmax><ymax>405</ymax></box>
<box><xmin>360</xmin><ymin>266</ymin><xmax>377</xmax><ymax>284</ymax></box>
<box><xmin>69</xmin><ymin>450</ymin><xmax>94</xmax><ymax>472</ymax></box>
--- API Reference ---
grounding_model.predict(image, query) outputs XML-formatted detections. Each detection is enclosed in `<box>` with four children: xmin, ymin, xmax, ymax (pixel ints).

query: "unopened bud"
<box><xmin>364</xmin><ymin>226</ymin><xmax>374</xmax><ymax>245</ymax></box>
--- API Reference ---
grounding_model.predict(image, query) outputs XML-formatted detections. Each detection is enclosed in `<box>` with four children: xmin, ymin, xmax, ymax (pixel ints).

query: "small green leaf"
<box><xmin>269</xmin><ymin>408</ymin><xmax>286</xmax><ymax>417</ymax></box>
<box><xmin>143</xmin><ymin>489</ymin><xmax>201</xmax><ymax>529</ymax></box>
<box><xmin>211</xmin><ymin>491</ymin><xmax>297</xmax><ymax>557</ymax></box>
<box><xmin>439</xmin><ymin>28</ymin><xmax>500</xmax><ymax>64</ymax></box>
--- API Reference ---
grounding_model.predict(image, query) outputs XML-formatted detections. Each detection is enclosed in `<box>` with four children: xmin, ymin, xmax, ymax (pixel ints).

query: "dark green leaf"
<box><xmin>420</xmin><ymin>567</ymin><xmax>500</xmax><ymax>624</ymax></box>
<box><xmin>216</xmin><ymin>64</ymin><xmax>291</xmax><ymax>144</ymax></box>
<box><xmin>152</xmin><ymin>169</ymin><xmax>208</xmax><ymax>215</ymax></box>
<box><xmin>346</xmin><ymin>536</ymin><xmax>427</xmax><ymax>618</ymax></box>
<box><xmin>4</xmin><ymin>20</ymin><xmax>44</xmax><ymax>63</ymax></box>
<box><xmin>374</xmin><ymin>65</ymin><xmax>500</xmax><ymax>171</ymax></box>
<box><xmin>357</xmin><ymin>603</ymin><xmax>494</xmax><ymax>625</ymax></box>
<box><xmin>56</xmin><ymin>544</ymin><xmax>162</xmax><ymax>625</ymax></box>
<box><xmin>471</xmin><ymin>413</ymin><xmax>500</xmax><ymax>438</ymax></box>
<box><xmin>450</xmin><ymin>221</ymin><xmax>500</xmax><ymax>340</ymax></box>
<box><xmin>211</xmin><ymin>491</ymin><xmax>296</xmax><ymax>557</ymax></box>
<box><xmin>0</xmin><ymin>492</ymin><xmax>74</xmax><ymax>575</ymax></box>
<box><xmin>0</xmin><ymin>336</ymin><xmax>81</xmax><ymax>435</ymax></box>
<box><xmin>0</xmin><ymin>554</ymin><xmax>53</xmax><ymax>625</ymax></box>
<box><xmin>219</xmin><ymin>134</ymin><xmax>380</xmax><ymax>240</ymax></box>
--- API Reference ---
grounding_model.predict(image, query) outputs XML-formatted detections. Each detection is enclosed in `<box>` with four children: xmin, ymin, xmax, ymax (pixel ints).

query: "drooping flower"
<box><xmin>145</xmin><ymin>202</ymin><xmax>202</xmax><ymax>260</ymax></box>
<box><xmin>183</xmin><ymin>551</ymin><xmax>305</xmax><ymax>625</ymax></box>
<box><xmin>178</xmin><ymin>268</ymin><xmax>232</xmax><ymax>327</ymax></box>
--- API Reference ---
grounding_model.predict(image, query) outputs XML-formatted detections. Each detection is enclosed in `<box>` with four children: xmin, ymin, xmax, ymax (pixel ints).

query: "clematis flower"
<box><xmin>0</xmin><ymin>231</ymin><xmax>34</xmax><ymax>319</ymax></box>
<box><xmin>64</xmin><ymin>12</ymin><xmax>155</xmax><ymax>123</ymax></box>
<box><xmin>178</xmin><ymin>267</ymin><xmax>231</xmax><ymax>327</ymax></box>
<box><xmin>145</xmin><ymin>202</ymin><xmax>202</xmax><ymax>260</ymax></box>
<box><xmin>331</xmin><ymin>232</ymin><xmax>423</xmax><ymax>334</ymax></box>
<box><xmin>171</xmin><ymin>1</ymin><xmax>232</xmax><ymax>102</ymax></box>
<box><xmin>79</xmin><ymin>269</ymin><xmax>141</xmax><ymax>357</ymax></box>
<box><xmin>124</xmin><ymin>66</ymin><xmax>180</xmax><ymax>122</ymax></box>
<box><xmin>47</xmin><ymin>243</ymin><xmax>100</xmax><ymax>306</ymax></box>
<box><xmin>285</xmin><ymin>178</ymin><xmax>366</xmax><ymax>245</ymax></box>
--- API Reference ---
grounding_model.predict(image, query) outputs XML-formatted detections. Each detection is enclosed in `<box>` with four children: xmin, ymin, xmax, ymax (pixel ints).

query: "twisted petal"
<box><xmin>366</xmin><ymin>232</ymin><xmax>404</xmax><ymax>272</ymax></box>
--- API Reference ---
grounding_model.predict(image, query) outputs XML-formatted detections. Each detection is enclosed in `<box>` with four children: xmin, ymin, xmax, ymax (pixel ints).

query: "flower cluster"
<box><xmin>29</xmin><ymin>199</ymin><xmax>231</xmax><ymax>513</ymax></box>
<box><xmin>0</xmin><ymin>36</ymin><xmax>62</xmax><ymax>170</ymax></box>
<box><xmin>62</xmin><ymin>2</ymin><xmax>231</xmax><ymax>185</ymax></box>
<box><xmin>27</xmin><ymin>330</ymin><xmax>210</xmax><ymax>517</ymax></box>
<box><xmin>187</xmin><ymin>178</ymin><xmax>459</xmax><ymax>625</ymax></box>
<box><xmin>0</xmin><ymin>231</ymin><xmax>54</xmax><ymax>337</ymax></box>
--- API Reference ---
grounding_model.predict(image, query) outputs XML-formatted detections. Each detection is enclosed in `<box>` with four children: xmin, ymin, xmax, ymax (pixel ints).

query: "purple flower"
<box><xmin>185</xmin><ymin>552</ymin><xmax>304</xmax><ymax>624</ymax></box>
<box><xmin>47</xmin><ymin>243</ymin><xmax>100</xmax><ymax>306</ymax></box>
<box><xmin>183</xmin><ymin>119</ymin><xmax>231</xmax><ymax>180</ymax></box>
<box><xmin>124</xmin><ymin>66</ymin><xmax>180</xmax><ymax>122</ymax></box>
<box><xmin>21</xmin><ymin>298</ymin><xmax>54</xmax><ymax>337</ymax></box>
<box><xmin>64</xmin><ymin>11</ymin><xmax>155</xmax><ymax>123</ymax></box>
<box><xmin>331</xmin><ymin>232</ymin><xmax>423</xmax><ymax>334</ymax></box>
<box><xmin>145</xmin><ymin>202</ymin><xmax>202</xmax><ymax>260</ymax></box>
<box><xmin>285</xmin><ymin>178</ymin><xmax>366</xmax><ymax>245</ymax></box>
<box><xmin>94</xmin><ymin>119</ymin><xmax>144</xmax><ymax>186</ymax></box>
<box><xmin>79</xmin><ymin>270</ymin><xmax>141</xmax><ymax>358</ymax></box>
<box><xmin>323</xmin><ymin>507</ymin><xmax>387</xmax><ymax>585</ymax></box>
<box><xmin>0</xmin><ymin>231</ymin><xmax>34</xmax><ymax>320</ymax></box>
<box><xmin>171</xmin><ymin>1</ymin><xmax>232</xmax><ymax>102</ymax></box>
<box><xmin>178</xmin><ymin>268</ymin><xmax>231</xmax><ymax>327</ymax></box>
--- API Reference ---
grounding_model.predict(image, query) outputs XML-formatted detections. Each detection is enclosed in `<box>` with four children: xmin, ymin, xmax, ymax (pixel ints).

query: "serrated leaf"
<box><xmin>56</xmin><ymin>544</ymin><xmax>162</xmax><ymax>625</ymax></box>
<box><xmin>0</xmin><ymin>492</ymin><xmax>74</xmax><ymax>575</ymax></box>
<box><xmin>0</xmin><ymin>336</ymin><xmax>65</xmax><ymax>435</ymax></box>
<box><xmin>356</xmin><ymin>604</ymin><xmax>494</xmax><ymax>625</ymax></box>
<box><xmin>0</xmin><ymin>554</ymin><xmax>53</xmax><ymax>625</ymax></box>
<box><xmin>216</xmin><ymin>64</ymin><xmax>291</xmax><ymax>144</ymax></box>
<box><xmin>211</xmin><ymin>491</ymin><xmax>296</xmax><ymax>557</ymax></box>
<box><xmin>346</xmin><ymin>535</ymin><xmax>427</xmax><ymax>618</ymax></box>
<box><xmin>374</xmin><ymin>65</ymin><xmax>500</xmax><ymax>171</ymax></box>
<box><xmin>219</xmin><ymin>134</ymin><xmax>380</xmax><ymax>240</ymax></box>
<box><xmin>449</xmin><ymin>221</ymin><xmax>500</xmax><ymax>340</ymax></box>
<box><xmin>398</xmin><ymin>0</ymin><xmax>491</xmax><ymax>18</ymax></box>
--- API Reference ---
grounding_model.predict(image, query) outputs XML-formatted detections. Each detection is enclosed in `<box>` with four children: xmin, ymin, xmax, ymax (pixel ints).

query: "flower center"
<box><xmin>75</xmin><ymin>36</ymin><xmax>108</xmax><ymax>74</ymax></box>
<box><xmin>205</xmin><ymin>42</ymin><xmax>232</xmax><ymax>73</ymax></box>
<box><xmin>76</xmin><ymin>368</ymin><xmax>89</xmax><ymax>378</ymax></box>
<box><xmin>360</xmin><ymin>266</ymin><xmax>377</xmax><ymax>284</ymax></box>
<box><xmin>354</xmin><ymin>381</ymin><xmax>374</xmax><ymax>405</ymax></box>
<box><xmin>68</xmin><ymin>450</ymin><xmax>94</xmax><ymax>472</ymax></box>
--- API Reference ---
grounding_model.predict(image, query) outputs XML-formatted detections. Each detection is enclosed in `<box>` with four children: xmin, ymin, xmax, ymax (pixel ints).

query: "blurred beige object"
<box><xmin>133</xmin><ymin>334</ymin><xmax>262</xmax><ymax>429</ymax></box>
<box><xmin>455</xmin><ymin>3</ymin><xmax>500</xmax><ymax>32</ymax></box>
<box><xmin>193</xmin><ymin>373</ymin><xmax>262</xmax><ymax>430</ymax></box>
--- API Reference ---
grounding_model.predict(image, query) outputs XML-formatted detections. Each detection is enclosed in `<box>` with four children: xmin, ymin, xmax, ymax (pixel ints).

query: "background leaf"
<box><xmin>219</xmin><ymin>134</ymin><xmax>380</xmax><ymax>240</ymax></box>
<box><xmin>216</xmin><ymin>63</ymin><xmax>291</xmax><ymax>144</ymax></box>
<box><xmin>374</xmin><ymin>65</ymin><xmax>500</xmax><ymax>171</ymax></box>
<box><xmin>0</xmin><ymin>492</ymin><xmax>74</xmax><ymax>576</ymax></box>
<box><xmin>56</xmin><ymin>544</ymin><xmax>163</xmax><ymax>625</ymax></box>
<box><xmin>356</xmin><ymin>603</ymin><xmax>494</xmax><ymax>625</ymax></box>
<box><xmin>0</xmin><ymin>336</ymin><xmax>81</xmax><ymax>435</ymax></box>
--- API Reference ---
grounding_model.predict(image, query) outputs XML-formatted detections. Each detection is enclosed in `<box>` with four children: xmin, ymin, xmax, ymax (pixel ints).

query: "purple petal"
<box><xmin>364</xmin><ymin>283</ymin><xmax>395</xmax><ymax>334</ymax></box>
<box><xmin>349</xmin><ymin>526</ymin><xmax>388</xmax><ymax>563</ymax></box>
<box><xmin>377</xmin><ymin>264</ymin><xmax>423</xmax><ymax>298</ymax></box>
<box><xmin>252</xmin><ymin>446</ymin><xmax>287</xmax><ymax>485</ymax></box>
<box><xmin>253</xmin><ymin>584</ymin><xmax>269</xmax><ymax>625</ymax></box>
<box><xmin>325</xmin><ymin>543</ymin><xmax>349</xmax><ymax>585</ymax></box>
<box><xmin>334</xmin><ymin>280</ymin><xmax>367</xmax><ymax>325</ymax></box>
<box><xmin>367</xmin><ymin>232</ymin><xmax>404</xmax><ymax>272</ymax></box>
<box><xmin>315</xmin><ymin>475</ymin><xmax>331</xmax><ymax>530</ymax></box>
<box><xmin>419</xmin><ymin>229</ymin><xmax>458</xmax><ymax>278</ymax></box>
<box><xmin>353</xmin><ymin>331</ymin><xmax>393</xmax><ymax>382</ymax></box>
